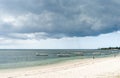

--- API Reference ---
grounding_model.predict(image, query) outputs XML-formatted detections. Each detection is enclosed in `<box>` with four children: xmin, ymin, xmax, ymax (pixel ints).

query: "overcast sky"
<box><xmin>0</xmin><ymin>0</ymin><xmax>120</xmax><ymax>49</ymax></box>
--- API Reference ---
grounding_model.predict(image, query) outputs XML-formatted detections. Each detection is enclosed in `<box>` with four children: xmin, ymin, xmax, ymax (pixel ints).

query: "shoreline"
<box><xmin>0</xmin><ymin>54</ymin><xmax>115</xmax><ymax>71</ymax></box>
<box><xmin>0</xmin><ymin>53</ymin><xmax>115</xmax><ymax>70</ymax></box>
<box><xmin>0</xmin><ymin>56</ymin><xmax>120</xmax><ymax>78</ymax></box>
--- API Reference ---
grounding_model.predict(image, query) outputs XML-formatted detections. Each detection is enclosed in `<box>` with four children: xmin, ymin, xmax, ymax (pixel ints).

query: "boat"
<box><xmin>57</xmin><ymin>54</ymin><xmax>71</xmax><ymax>57</ymax></box>
<box><xmin>74</xmin><ymin>52</ymin><xmax>84</xmax><ymax>56</ymax></box>
<box><xmin>36</xmin><ymin>53</ymin><xmax>48</xmax><ymax>56</ymax></box>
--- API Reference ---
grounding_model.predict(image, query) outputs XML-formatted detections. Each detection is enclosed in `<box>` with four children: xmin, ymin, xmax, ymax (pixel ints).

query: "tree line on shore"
<box><xmin>99</xmin><ymin>47</ymin><xmax>120</xmax><ymax>50</ymax></box>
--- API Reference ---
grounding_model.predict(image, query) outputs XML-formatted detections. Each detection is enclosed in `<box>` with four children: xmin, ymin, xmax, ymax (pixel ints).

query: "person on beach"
<box><xmin>114</xmin><ymin>54</ymin><xmax>117</xmax><ymax>57</ymax></box>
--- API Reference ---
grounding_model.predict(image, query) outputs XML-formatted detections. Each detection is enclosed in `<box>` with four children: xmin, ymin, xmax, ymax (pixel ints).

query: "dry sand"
<box><xmin>0</xmin><ymin>56</ymin><xmax>120</xmax><ymax>78</ymax></box>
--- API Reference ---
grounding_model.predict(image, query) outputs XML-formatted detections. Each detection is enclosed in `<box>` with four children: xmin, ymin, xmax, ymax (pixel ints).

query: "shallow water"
<box><xmin>0</xmin><ymin>49</ymin><xmax>119</xmax><ymax>69</ymax></box>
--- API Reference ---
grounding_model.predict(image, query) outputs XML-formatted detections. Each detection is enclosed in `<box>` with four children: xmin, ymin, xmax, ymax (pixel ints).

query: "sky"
<box><xmin>0</xmin><ymin>0</ymin><xmax>120</xmax><ymax>49</ymax></box>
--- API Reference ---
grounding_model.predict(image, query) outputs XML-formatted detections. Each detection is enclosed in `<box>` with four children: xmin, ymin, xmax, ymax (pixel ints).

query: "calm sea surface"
<box><xmin>0</xmin><ymin>49</ymin><xmax>119</xmax><ymax>69</ymax></box>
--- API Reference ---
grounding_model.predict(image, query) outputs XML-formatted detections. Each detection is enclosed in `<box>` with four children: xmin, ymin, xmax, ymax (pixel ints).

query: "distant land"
<box><xmin>99</xmin><ymin>47</ymin><xmax>120</xmax><ymax>50</ymax></box>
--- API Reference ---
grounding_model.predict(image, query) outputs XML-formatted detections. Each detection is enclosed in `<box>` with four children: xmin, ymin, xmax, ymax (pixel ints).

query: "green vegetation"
<box><xmin>99</xmin><ymin>47</ymin><xmax>120</xmax><ymax>50</ymax></box>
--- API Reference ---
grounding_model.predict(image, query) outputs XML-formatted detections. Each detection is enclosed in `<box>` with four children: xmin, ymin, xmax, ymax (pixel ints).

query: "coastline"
<box><xmin>0</xmin><ymin>55</ymin><xmax>120</xmax><ymax>78</ymax></box>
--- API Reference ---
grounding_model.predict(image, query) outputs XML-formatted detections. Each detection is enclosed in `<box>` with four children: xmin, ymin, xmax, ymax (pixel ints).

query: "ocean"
<box><xmin>0</xmin><ymin>49</ymin><xmax>119</xmax><ymax>69</ymax></box>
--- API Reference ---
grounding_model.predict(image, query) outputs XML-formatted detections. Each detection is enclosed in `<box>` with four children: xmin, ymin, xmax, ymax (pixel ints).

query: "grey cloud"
<box><xmin>0</xmin><ymin>0</ymin><xmax>120</xmax><ymax>39</ymax></box>
<box><xmin>0</xmin><ymin>0</ymin><xmax>44</xmax><ymax>15</ymax></box>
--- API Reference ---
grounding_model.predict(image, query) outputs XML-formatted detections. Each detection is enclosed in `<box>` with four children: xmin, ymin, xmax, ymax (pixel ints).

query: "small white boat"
<box><xmin>57</xmin><ymin>54</ymin><xmax>71</xmax><ymax>57</ymax></box>
<box><xmin>36</xmin><ymin>53</ymin><xmax>48</xmax><ymax>56</ymax></box>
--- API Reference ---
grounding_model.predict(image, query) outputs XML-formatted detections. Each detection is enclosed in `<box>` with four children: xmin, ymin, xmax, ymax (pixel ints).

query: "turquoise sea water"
<box><xmin>0</xmin><ymin>49</ymin><xmax>119</xmax><ymax>69</ymax></box>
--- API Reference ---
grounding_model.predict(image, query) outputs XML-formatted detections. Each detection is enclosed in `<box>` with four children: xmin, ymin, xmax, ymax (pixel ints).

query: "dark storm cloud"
<box><xmin>0</xmin><ymin>0</ymin><xmax>120</xmax><ymax>39</ymax></box>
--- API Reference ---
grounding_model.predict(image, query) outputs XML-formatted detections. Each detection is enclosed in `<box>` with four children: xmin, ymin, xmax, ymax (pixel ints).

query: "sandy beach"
<box><xmin>0</xmin><ymin>56</ymin><xmax>120</xmax><ymax>78</ymax></box>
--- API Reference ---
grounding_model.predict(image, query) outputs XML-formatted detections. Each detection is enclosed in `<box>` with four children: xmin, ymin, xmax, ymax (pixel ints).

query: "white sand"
<box><xmin>0</xmin><ymin>56</ymin><xmax>120</xmax><ymax>78</ymax></box>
